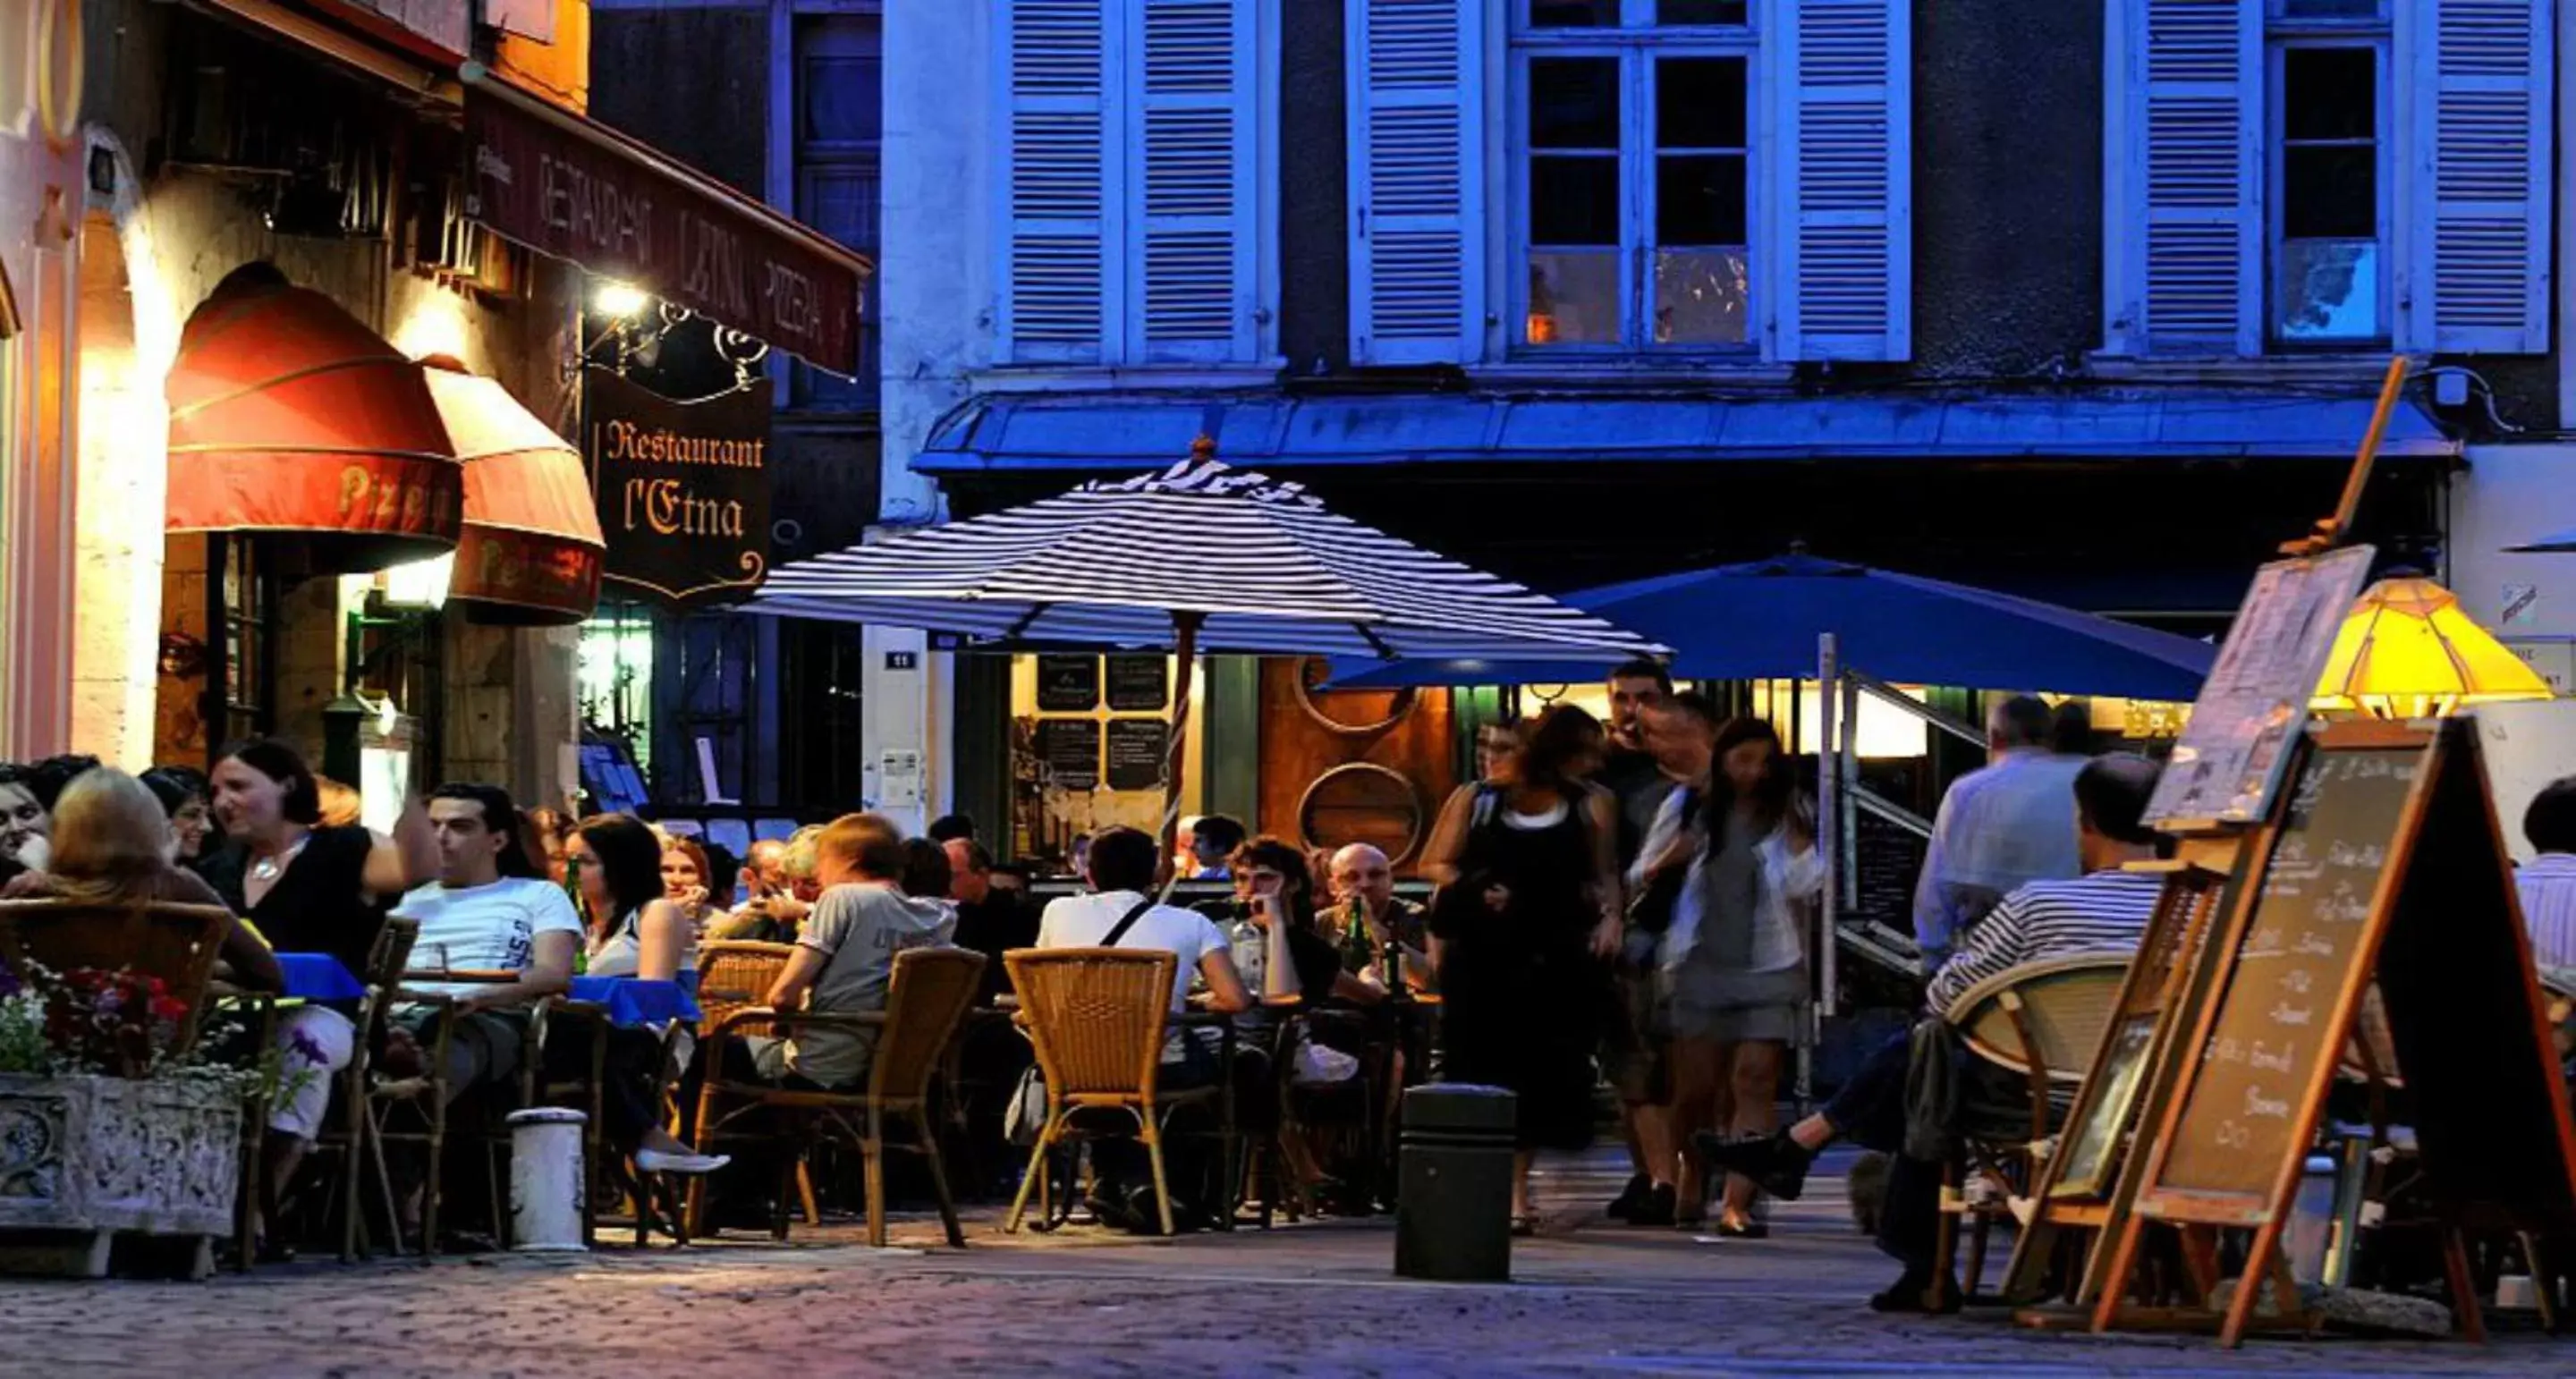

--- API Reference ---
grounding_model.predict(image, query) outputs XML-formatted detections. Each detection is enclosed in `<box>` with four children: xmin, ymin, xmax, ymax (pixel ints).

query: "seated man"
<box><xmin>1036</xmin><ymin>825</ymin><xmax>1252</xmax><ymax>1229</ymax></box>
<box><xmin>390</xmin><ymin>784</ymin><xmax>723</xmax><ymax>1176</ymax></box>
<box><xmin>1700</xmin><ymin>753</ymin><xmax>2166</xmax><ymax>1311</ymax></box>
<box><xmin>947</xmin><ymin>837</ymin><xmax>1037</xmax><ymax>1004</ymax></box>
<box><xmin>1327</xmin><ymin>842</ymin><xmax>1432</xmax><ymax>987</ymax></box>
<box><xmin>2518</xmin><ymin>777</ymin><xmax>2576</xmax><ymax>970</ymax></box>
<box><xmin>742</xmin><ymin>812</ymin><xmax>956</xmax><ymax>1089</ymax></box>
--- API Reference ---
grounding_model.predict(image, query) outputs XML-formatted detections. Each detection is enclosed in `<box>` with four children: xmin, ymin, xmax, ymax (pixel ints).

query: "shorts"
<box><xmin>1602</xmin><ymin>961</ymin><xmax>1671</xmax><ymax>1105</ymax></box>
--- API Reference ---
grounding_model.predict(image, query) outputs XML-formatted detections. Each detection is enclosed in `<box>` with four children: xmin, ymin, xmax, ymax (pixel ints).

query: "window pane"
<box><xmin>1657</xmin><ymin>57</ymin><xmax>1746</xmax><ymax>148</ymax></box>
<box><xmin>1530</xmin><ymin>57</ymin><xmax>1620</xmax><ymax>148</ymax></box>
<box><xmin>1658</xmin><ymin>0</ymin><xmax>1747</xmax><ymax>23</ymax></box>
<box><xmin>802</xmin><ymin>55</ymin><xmax>882</xmax><ymax>144</ymax></box>
<box><xmin>1530</xmin><ymin>0</ymin><xmax>1620</xmax><ymax>25</ymax></box>
<box><xmin>1531</xmin><ymin>156</ymin><xmax>1621</xmax><ymax>244</ymax></box>
<box><xmin>2283</xmin><ymin>48</ymin><xmax>2373</xmax><ymax>142</ymax></box>
<box><xmin>1656</xmin><ymin>154</ymin><xmax>1746</xmax><ymax>245</ymax></box>
<box><xmin>2276</xmin><ymin>239</ymin><xmax>2378</xmax><ymax>341</ymax></box>
<box><xmin>2284</xmin><ymin>146</ymin><xmax>2374</xmax><ymax>239</ymax></box>
<box><xmin>1655</xmin><ymin>248</ymin><xmax>1749</xmax><ymax>343</ymax></box>
<box><xmin>1527</xmin><ymin>251</ymin><xmax>1621</xmax><ymax>343</ymax></box>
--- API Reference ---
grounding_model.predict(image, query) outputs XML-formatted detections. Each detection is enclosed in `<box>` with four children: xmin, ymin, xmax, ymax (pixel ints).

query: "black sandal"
<box><xmin>1510</xmin><ymin>1214</ymin><xmax>1538</xmax><ymax>1237</ymax></box>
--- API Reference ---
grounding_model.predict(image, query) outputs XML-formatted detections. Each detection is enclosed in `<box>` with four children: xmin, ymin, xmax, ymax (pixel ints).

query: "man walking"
<box><xmin>1596</xmin><ymin>660</ymin><xmax>1679</xmax><ymax>1224</ymax></box>
<box><xmin>1911</xmin><ymin>695</ymin><xmax>2086</xmax><ymax>973</ymax></box>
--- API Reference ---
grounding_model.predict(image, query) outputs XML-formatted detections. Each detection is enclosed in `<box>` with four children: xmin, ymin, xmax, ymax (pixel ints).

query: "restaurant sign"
<box><xmin>464</xmin><ymin>85</ymin><xmax>862</xmax><ymax>375</ymax></box>
<box><xmin>586</xmin><ymin>368</ymin><xmax>772</xmax><ymax>606</ymax></box>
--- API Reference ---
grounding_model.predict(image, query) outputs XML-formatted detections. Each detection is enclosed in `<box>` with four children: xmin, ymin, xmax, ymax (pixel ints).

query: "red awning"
<box><xmin>165</xmin><ymin>268</ymin><xmax>462</xmax><ymax>574</ymax></box>
<box><xmin>419</xmin><ymin>359</ymin><xmax>605</xmax><ymax>625</ymax></box>
<box><xmin>461</xmin><ymin>67</ymin><xmax>870</xmax><ymax>376</ymax></box>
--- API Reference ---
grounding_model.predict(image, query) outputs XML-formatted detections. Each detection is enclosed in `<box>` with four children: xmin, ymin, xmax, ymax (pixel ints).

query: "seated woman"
<box><xmin>1227</xmin><ymin>838</ymin><xmax>1385</xmax><ymax>1210</ymax></box>
<box><xmin>564</xmin><ymin>813</ymin><xmax>720</xmax><ymax>1176</ymax></box>
<box><xmin>2</xmin><ymin>766</ymin><xmax>282</xmax><ymax>994</ymax></box>
<box><xmin>657</xmin><ymin>834</ymin><xmax>721</xmax><ymax>950</ymax></box>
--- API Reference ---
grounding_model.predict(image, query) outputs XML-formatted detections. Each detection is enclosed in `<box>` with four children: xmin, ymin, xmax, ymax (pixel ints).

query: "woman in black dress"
<box><xmin>1424</xmin><ymin>705</ymin><xmax>1622</xmax><ymax>1233</ymax></box>
<box><xmin>208</xmin><ymin>740</ymin><xmax>436</xmax><ymax>1254</ymax></box>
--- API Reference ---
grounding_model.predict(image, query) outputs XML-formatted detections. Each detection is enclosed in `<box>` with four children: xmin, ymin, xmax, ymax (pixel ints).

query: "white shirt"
<box><xmin>1912</xmin><ymin>750</ymin><xmax>2086</xmax><ymax>962</ymax></box>
<box><xmin>1038</xmin><ymin>889</ymin><xmax>1232</xmax><ymax>1014</ymax></box>
<box><xmin>2518</xmin><ymin>853</ymin><xmax>2576</xmax><ymax>970</ymax></box>
<box><xmin>392</xmin><ymin>876</ymin><xmax>584</xmax><ymax>998</ymax></box>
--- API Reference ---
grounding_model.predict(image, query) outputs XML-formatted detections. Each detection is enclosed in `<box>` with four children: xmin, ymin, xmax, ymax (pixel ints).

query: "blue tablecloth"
<box><xmin>569</xmin><ymin>976</ymin><xmax>701</xmax><ymax>1028</ymax></box>
<box><xmin>276</xmin><ymin>952</ymin><xmax>365</xmax><ymax>1002</ymax></box>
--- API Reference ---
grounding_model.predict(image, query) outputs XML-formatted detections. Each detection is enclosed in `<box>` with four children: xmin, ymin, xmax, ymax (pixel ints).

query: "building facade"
<box><xmin>858</xmin><ymin>0</ymin><xmax>2562</xmax><ymax>865</ymax></box>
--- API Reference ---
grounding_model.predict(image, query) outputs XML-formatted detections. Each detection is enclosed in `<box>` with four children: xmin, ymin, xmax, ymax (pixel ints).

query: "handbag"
<box><xmin>1004</xmin><ymin>897</ymin><xmax>1157</xmax><ymax>1148</ymax></box>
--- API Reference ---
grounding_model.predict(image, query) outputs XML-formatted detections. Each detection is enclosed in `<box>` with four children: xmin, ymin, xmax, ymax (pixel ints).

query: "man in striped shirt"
<box><xmin>2519</xmin><ymin>779</ymin><xmax>2576</xmax><ymax>971</ymax></box>
<box><xmin>1698</xmin><ymin>753</ymin><xmax>2164</xmax><ymax>1309</ymax></box>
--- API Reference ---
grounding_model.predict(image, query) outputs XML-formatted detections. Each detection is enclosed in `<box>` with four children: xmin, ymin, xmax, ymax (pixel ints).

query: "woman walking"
<box><xmin>1423</xmin><ymin>705</ymin><xmax>1622</xmax><ymax>1235</ymax></box>
<box><xmin>1643</xmin><ymin>712</ymin><xmax>1819</xmax><ymax>1235</ymax></box>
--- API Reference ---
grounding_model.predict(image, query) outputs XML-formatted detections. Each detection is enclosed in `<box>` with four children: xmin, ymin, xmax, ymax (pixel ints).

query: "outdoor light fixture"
<box><xmin>593</xmin><ymin>278</ymin><xmax>650</xmax><ymax>319</ymax></box>
<box><xmin>378</xmin><ymin>553</ymin><xmax>453</xmax><ymax>611</ymax></box>
<box><xmin>2309</xmin><ymin>572</ymin><xmax>2552</xmax><ymax>719</ymax></box>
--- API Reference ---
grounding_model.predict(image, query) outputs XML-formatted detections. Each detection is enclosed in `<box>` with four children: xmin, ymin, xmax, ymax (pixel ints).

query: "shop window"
<box><xmin>781</xmin><ymin>618</ymin><xmax>870</xmax><ymax>808</ymax></box>
<box><xmin>579</xmin><ymin>602</ymin><xmax>657</xmax><ymax>779</ymax></box>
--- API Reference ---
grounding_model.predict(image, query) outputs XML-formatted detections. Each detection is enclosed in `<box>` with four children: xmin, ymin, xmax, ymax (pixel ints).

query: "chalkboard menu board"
<box><xmin>1035</xmin><ymin>718</ymin><xmax>1101</xmax><ymax>790</ymax></box>
<box><xmin>1106</xmin><ymin>718</ymin><xmax>1170</xmax><ymax>791</ymax></box>
<box><xmin>1106</xmin><ymin>655</ymin><xmax>1168</xmax><ymax>712</ymax></box>
<box><xmin>1853</xmin><ymin>810</ymin><xmax>1924</xmax><ymax>938</ymax></box>
<box><xmin>2150</xmin><ymin>745</ymin><xmax>2420</xmax><ymax>1202</ymax></box>
<box><xmin>1037</xmin><ymin>656</ymin><xmax>1100</xmax><ymax>712</ymax></box>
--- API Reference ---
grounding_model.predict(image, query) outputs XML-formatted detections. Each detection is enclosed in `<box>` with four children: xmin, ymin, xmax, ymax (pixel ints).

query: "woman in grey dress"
<box><xmin>1641</xmin><ymin>715</ymin><xmax>1819</xmax><ymax>1234</ymax></box>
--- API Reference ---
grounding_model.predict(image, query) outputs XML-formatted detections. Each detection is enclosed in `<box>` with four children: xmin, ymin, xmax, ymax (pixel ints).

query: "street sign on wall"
<box><xmin>584</xmin><ymin>368</ymin><xmax>772</xmax><ymax>606</ymax></box>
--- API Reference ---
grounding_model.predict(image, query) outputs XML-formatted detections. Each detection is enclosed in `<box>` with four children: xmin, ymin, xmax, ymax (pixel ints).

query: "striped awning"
<box><xmin>752</xmin><ymin>452</ymin><xmax>1665</xmax><ymax>662</ymax></box>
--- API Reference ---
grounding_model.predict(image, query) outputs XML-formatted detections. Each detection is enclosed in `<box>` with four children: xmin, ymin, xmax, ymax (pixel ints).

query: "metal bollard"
<box><xmin>1395</xmin><ymin>1084</ymin><xmax>1516</xmax><ymax>1282</ymax></box>
<box><xmin>506</xmin><ymin>1107</ymin><xmax>589</xmax><ymax>1252</ymax></box>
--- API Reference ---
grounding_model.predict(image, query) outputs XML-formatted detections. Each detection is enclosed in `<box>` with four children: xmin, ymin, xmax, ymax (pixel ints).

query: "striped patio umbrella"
<box><xmin>752</xmin><ymin>443</ymin><xmax>1664</xmax><ymax>867</ymax></box>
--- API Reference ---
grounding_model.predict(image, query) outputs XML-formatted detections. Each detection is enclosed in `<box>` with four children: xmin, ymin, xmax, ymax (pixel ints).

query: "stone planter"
<box><xmin>0</xmin><ymin>1072</ymin><xmax>242</xmax><ymax>1278</ymax></box>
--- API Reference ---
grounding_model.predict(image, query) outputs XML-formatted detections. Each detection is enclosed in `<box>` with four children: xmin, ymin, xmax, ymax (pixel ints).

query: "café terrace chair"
<box><xmin>684</xmin><ymin>941</ymin><xmax>811</xmax><ymax>1233</ymax></box>
<box><xmin>691</xmin><ymin>947</ymin><xmax>986</xmax><ymax>1248</ymax></box>
<box><xmin>0</xmin><ymin>898</ymin><xmax>232</xmax><ymax>1059</ymax></box>
<box><xmin>268</xmin><ymin>917</ymin><xmax>419</xmax><ymax>1265</ymax></box>
<box><xmin>1940</xmin><ymin>952</ymin><xmax>2131</xmax><ymax>1301</ymax></box>
<box><xmin>367</xmin><ymin>967</ymin><xmax>552</xmax><ymax>1254</ymax></box>
<box><xmin>1004</xmin><ymin>947</ymin><xmax>1220</xmax><ymax>1238</ymax></box>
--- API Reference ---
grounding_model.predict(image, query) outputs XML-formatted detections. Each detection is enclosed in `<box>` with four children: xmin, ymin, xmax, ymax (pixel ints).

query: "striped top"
<box><xmin>1925</xmin><ymin>867</ymin><xmax>2161</xmax><ymax>1014</ymax></box>
<box><xmin>2516</xmin><ymin>853</ymin><xmax>2576</xmax><ymax>969</ymax></box>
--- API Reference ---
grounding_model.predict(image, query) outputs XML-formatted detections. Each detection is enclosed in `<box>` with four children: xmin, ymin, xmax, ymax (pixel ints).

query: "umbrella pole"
<box><xmin>1157</xmin><ymin>612</ymin><xmax>1206</xmax><ymax>895</ymax></box>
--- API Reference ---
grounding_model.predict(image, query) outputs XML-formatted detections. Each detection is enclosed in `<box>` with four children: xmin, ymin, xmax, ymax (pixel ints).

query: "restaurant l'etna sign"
<box><xmin>585</xmin><ymin>368</ymin><xmax>772</xmax><ymax>607</ymax></box>
<box><xmin>464</xmin><ymin>87</ymin><xmax>861</xmax><ymax>375</ymax></box>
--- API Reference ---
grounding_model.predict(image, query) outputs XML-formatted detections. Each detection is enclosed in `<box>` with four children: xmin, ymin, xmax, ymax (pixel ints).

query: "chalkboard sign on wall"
<box><xmin>1037</xmin><ymin>656</ymin><xmax>1101</xmax><ymax>713</ymax></box>
<box><xmin>1106</xmin><ymin>718</ymin><xmax>1170</xmax><ymax>791</ymax></box>
<box><xmin>1035</xmin><ymin>718</ymin><xmax>1101</xmax><ymax>791</ymax></box>
<box><xmin>1106</xmin><ymin>655</ymin><xmax>1169</xmax><ymax>713</ymax></box>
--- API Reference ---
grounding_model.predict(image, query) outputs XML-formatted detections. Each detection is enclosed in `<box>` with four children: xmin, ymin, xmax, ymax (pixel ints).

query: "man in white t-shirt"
<box><xmin>1035</xmin><ymin>826</ymin><xmax>1250</xmax><ymax>1231</ymax></box>
<box><xmin>385</xmin><ymin>785</ymin><xmax>584</xmax><ymax>1104</ymax></box>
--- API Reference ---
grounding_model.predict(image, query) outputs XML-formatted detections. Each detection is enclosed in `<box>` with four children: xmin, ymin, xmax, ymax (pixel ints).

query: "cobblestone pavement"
<box><xmin>3</xmin><ymin>1151</ymin><xmax>2571</xmax><ymax>1377</ymax></box>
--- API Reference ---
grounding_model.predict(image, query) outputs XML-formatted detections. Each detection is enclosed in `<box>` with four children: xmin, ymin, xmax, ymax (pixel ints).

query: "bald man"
<box><xmin>1327</xmin><ymin>843</ymin><xmax>1432</xmax><ymax>989</ymax></box>
<box><xmin>710</xmin><ymin>837</ymin><xmax>809</xmax><ymax>941</ymax></box>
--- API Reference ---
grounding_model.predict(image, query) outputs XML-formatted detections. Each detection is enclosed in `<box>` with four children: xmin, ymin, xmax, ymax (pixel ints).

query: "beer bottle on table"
<box><xmin>1340</xmin><ymin>896</ymin><xmax>1375</xmax><ymax>975</ymax></box>
<box><xmin>565</xmin><ymin>853</ymin><xmax>592</xmax><ymax>976</ymax></box>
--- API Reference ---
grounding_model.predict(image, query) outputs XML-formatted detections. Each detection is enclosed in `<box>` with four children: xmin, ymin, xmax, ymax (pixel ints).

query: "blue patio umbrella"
<box><xmin>1327</xmin><ymin>551</ymin><xmax>2216</xmax><ymax>699</ymax></box>
<box><xmin>2507</xmin><ymin>528</ymin><xmax>2576</xmax><ymax>554</ymax></box>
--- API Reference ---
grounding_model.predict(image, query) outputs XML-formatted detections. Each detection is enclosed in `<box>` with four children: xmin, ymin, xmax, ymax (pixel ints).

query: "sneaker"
<box><xmin>635</xmin><ymin>1146</ymin><xmax>732</xmax><ymax>1176</ymax></box>
<box><xmin>1606</xmin><ymin>1172</ymin><xmax>1652</xmax><ymax>1222</ymax></box>
<box><xmin>1691</xmin><ymin>1129</ymin><xmax>1814</xmax><ymax>1203</ymax></box>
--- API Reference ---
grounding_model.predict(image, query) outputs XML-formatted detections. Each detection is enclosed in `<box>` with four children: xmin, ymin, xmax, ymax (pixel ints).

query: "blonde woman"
<box><xmin>3</xmin><ymin>766</ymin><xmax>282</xmax><ymax>992</ymax></box>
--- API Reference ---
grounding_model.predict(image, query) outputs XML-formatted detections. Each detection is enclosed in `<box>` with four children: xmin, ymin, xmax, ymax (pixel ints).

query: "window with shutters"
<box><xmin>2105</xmin><ymin>0</ymin><xmax>2551</xmax><ymax>357</ymax></box>
<box><xmin>793</xmin><ymin>13</ymin><xmax>881</xmax><ymax>410</ymax></box>
<box><xmin>996</xmin><ymin>0</ymin><xmax>1272</xmax><ymax>368</ymax></box>
<box><xmin>1510</xmin><ymin>3</ymin><xmax>1756</xmax><ymax>352</ymax></box>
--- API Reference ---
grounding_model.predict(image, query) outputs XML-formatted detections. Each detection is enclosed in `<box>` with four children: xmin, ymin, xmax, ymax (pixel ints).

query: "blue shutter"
<box><xmin>2110</xmin><ymin>0</ymin><xmax>2258</xmax><ymax>355</ymax></box>
<box><xmin>1128</xmin><ymin>0</ymin><xmax>1258</xmax><ymax>364</ymax></box>
<box><xmin>2410</xmin><ymin>0</ymin><xmax>2552</xmax><ymax>353</ymax></box>
<box><xmin>1346</xmin><ymin>0</ymin><xmax>1486</xmax><ymax>366</ymax></box>
<box><xmin>998</xmin><ymin>0</ymin><xmax>1112</xmax><ymax>364</ymax></box>
<box><xmin>1769</xmin><ymin>0</ymin><xmax>1910</xmax><ymax>362</ymax></box>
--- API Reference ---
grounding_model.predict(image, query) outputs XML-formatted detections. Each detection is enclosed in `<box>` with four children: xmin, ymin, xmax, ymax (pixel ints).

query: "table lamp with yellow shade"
<box><xmin>2309</xmin><ymin>571</ymin><xmax>2554</xmax><ymax>718</ymax></box>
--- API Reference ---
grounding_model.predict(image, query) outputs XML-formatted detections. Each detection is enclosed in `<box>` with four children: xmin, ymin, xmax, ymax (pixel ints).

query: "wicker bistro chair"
<box><xmin>1938</xmin><ymin>952</ymin><xmax>2132</xmax><ymax>1299</ymax></box>
<box><xmin>1003</xmin><ymin>947</ymin><xmax>1227</xmax><ymax>1238</ymax></box>
<box><xmin>0</xmin><ymin>899</ymin><xmax>233</xmax><ymax>1059</ymax></box>
<box><xmin>683</xmin><ymin>942</ymin><xmax>816</xmax><ymax>1231</ymax></box>
<box><xmin>691</xmin><ymin>946</ymin><xmax>986</xmax><ymax>1248</ymax></box>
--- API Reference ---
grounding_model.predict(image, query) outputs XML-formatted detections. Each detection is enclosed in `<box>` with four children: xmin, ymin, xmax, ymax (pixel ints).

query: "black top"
<box><xmin>212</xmin><ymin>825</ymin><xmax>386</xmax><ymax>978</ymax></box>
<box><xmin>952</xmin><ymin>892</ymin><xmax>1040</xmax><ymax>1002</ymax></box>
<box><xmin>1595</xmin><ymin>747</ymin><xmax>1675</xmax><ymax>869</ymax></box>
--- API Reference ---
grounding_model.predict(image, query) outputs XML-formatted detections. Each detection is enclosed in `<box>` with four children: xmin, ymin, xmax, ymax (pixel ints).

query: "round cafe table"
<box><xmin>568</xmin><ymin>975</ymin><xmax>703</xmax><ymax>1028</ymax></box>
<box><xmin>275</xmin><ymin>952</ymin><xmax>366</xmax><ymax>1002</ymax></box>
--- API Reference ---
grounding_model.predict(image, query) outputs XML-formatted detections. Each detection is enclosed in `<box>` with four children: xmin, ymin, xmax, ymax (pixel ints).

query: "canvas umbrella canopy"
<box><xmin>752</xmin><ymin>444</ymin><xmax>1665</xmax><ymax>863</ymax></box>
<box><xmin>1328</xmin><ymin>549</ymin><xmax>2217</xmax><ymax>700</ymax></box>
